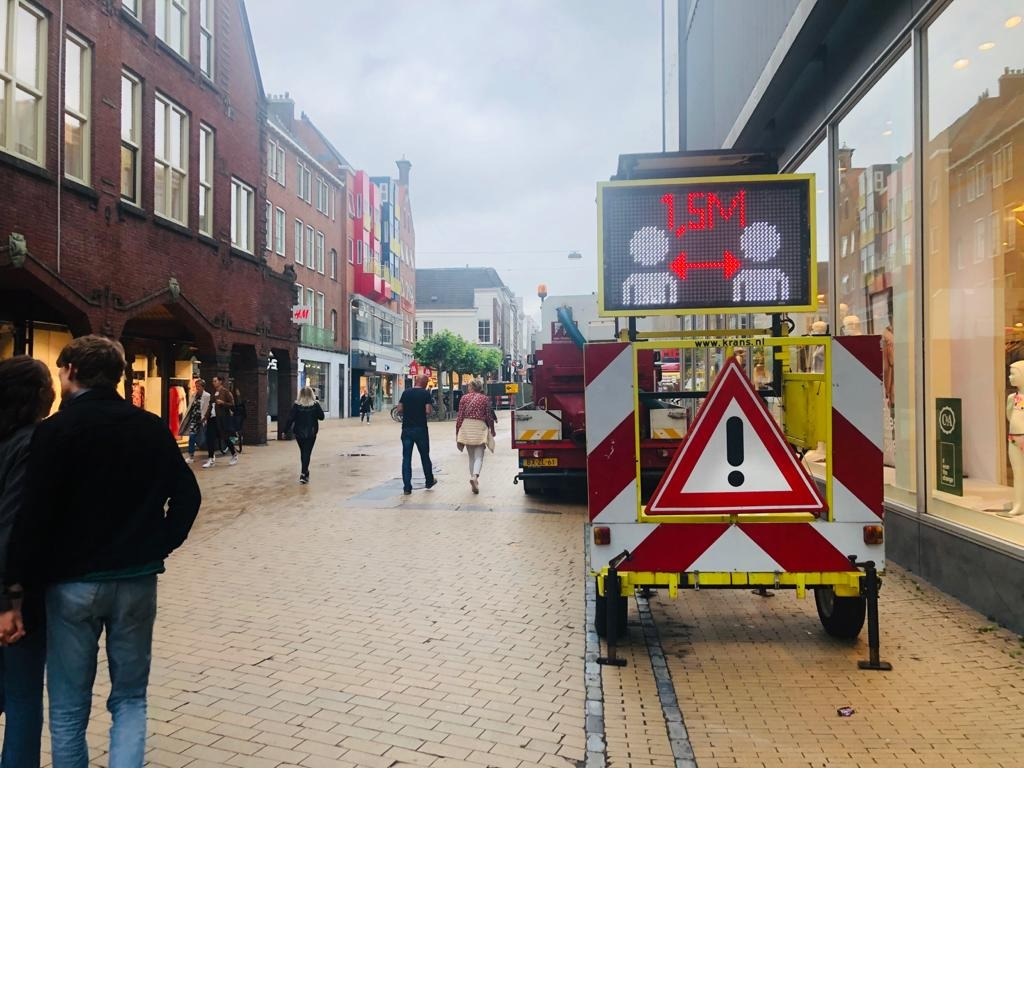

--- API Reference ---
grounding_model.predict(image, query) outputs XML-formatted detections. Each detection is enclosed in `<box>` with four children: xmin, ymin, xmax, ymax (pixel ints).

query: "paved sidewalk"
<box><xmin>7</xmin><ymin>417</ymin><xmax>587</xmax><ymax>767</ymax></box>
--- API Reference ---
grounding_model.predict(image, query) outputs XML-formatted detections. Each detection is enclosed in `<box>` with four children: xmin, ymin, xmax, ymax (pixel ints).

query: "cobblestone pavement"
<box><xmin>7</xmin><ymin>417</ymin><xmax>587</xmax><ymax>767</ymax></box>
<box><xmin>5</xmin><ymin>414</ymin><xmax>1023</xmax><ymax>768</ymax></box>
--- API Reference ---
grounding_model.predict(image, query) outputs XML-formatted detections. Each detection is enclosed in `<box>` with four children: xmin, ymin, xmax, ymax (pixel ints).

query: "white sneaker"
<box><xmin>202</xmin><ymin>459</ymin><xmax>215</xmax><ymax>468</ymax></box>
<box><xmin>229</xmin><ymin>456</ymin><xmax>239</xmax><ymax>466</ymax></box>
<box><xmin>186</xmin><ymin>456</ymin><xmax>194</xmax><ymax>464</ymax></box>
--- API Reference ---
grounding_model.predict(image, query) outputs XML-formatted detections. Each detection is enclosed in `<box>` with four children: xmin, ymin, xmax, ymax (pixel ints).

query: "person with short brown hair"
<box><xmin>202</xmin><ymin>375</ymin><xmax>237</xmax><ymax>467</ymax></box>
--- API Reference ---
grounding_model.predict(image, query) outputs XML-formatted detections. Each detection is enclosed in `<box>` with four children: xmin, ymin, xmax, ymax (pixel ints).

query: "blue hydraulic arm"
<box><xmin>556</xmin><ymin>306</ymin><xmax>587</xmax><ymax>349</ymax></box>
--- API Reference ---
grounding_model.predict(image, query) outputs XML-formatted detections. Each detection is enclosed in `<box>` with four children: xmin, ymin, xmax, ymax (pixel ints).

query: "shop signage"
<box><xmin>935</xmin><ymin>398</ymin><xmax>963</xmax><ymax>496</ymax></box>
<box><xmin>597</xmin><ymin>174</ymin><xmax>815</xmax><ymax>316</ymax></box>
<box><xmin>505</xmin><ymin>383</ymin><xmax>520</xmax><ymax>394</ymax></box>
<box><xmin>291</xmin><ymin>305</ymin><xmax>312</xmax><ymax>324</ymax></box>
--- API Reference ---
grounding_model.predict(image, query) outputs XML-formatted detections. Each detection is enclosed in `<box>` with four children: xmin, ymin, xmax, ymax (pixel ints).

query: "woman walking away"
<box><xmin>455</xmin><ymin>377</ymin><xmax>496</xmax><ymax>494</ymax></box>
<box><xmin>0</xmin><ymin>357</ymin><xmax>56</xmax><ymax>767</ymax></box>
<box><xmin>285</xmin><ymin>386</ymin><xmax>325</xmax><ymax>484</ymax></box>
<box><xmin>359</xmin><ymin>391</ymin><xmax>373</xmax><ymax>422</ymax></box>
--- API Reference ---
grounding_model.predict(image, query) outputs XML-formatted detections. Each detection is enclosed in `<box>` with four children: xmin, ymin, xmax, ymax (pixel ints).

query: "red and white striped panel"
<box><xmin>831</xmin><ymin>335</ymin><xmax>884</xmax><ymax>522</ymax></box>
<box><xmin>585</xmin><ymin>342</ymin><xmax>637</xmax><ymax>523</ymax></box>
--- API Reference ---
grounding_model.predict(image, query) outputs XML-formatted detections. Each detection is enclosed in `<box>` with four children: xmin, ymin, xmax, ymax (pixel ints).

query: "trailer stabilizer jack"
<box><xmin>856</xmin><ymin>561</ymin><xmax>892</xmax><ymax>671</ymax></box>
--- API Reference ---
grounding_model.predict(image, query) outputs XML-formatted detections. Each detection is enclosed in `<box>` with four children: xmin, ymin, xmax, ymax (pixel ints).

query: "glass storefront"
<box><xmin>837</xmin><ymin>49</ymin><xmax>917</xmax><ymax>507</ymax></box>
<box><xmin>300</xmin><ymin>359</ymin><xmax>329</xmax><ymax>411</ymax></box>
<box><xmin>924</xmin><ymin>0</ymin><xmax>1024</xmax><ymax>545</ymax></box>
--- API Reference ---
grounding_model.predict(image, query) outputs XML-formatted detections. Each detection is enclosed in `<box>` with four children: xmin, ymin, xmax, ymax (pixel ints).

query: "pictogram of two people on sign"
<box><xmin>622</xmin><ymin>221</ymin><xmax>791</xmax><ymax>307</ymax></box>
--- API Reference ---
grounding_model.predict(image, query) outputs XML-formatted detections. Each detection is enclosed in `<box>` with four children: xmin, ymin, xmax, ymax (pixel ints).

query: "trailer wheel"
<box><xmin>594</xmin><ymin>591</ymin><xmax>628</xmax><ymax>640</ymax></box>
<box><xmin>814</xmin><ymin>587</ymin><xmax>866</xmax><ymax>640</ymax></box>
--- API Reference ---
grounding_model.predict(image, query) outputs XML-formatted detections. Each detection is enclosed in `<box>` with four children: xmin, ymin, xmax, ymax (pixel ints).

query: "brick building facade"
<box><xmin>0</xmin><ymin>0</ymin><xmax>295</xmax><ymax>445</ymax></box>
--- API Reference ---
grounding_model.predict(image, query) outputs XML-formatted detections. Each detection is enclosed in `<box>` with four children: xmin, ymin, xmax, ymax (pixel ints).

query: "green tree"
<box><xmin>412</xmin><ymin>329</ymin><xmax>462</xmax><ymax>418</ymax></box>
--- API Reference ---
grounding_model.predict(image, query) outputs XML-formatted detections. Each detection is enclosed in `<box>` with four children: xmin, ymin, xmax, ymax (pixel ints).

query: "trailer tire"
<box><xmin>594</xmin><ymin>591</ymin><xmax>628</xmax><ymax>640</ymax></box>
<box><xmin>814</xmin><ymin>587</ymin><xmax>866</xmax><ymax>640</ymax></box>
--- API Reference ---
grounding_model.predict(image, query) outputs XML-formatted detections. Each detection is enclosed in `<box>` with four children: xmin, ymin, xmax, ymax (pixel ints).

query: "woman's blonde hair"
<box><xmin>297</xmin><ymin>386</ymin><xmax>317</xmax><ymax>406</ymax></box>
<box><xmin>469</xmin><ymin>377</ymin><xmax>484</xmax><ymax>393</ymax></box>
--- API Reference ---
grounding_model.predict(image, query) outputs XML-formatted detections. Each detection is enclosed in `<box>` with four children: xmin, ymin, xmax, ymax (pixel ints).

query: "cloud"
<box><xmin>244</xmin><ymin>0</ymin><xmax>663</xmax><ymax>314</ymax></box>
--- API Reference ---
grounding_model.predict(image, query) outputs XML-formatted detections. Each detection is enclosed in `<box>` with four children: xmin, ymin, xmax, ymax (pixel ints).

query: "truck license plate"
<box><xmin>523</xmin><ymin>458</ymin><xmax>558</xmax><ymax>468</ymax></box>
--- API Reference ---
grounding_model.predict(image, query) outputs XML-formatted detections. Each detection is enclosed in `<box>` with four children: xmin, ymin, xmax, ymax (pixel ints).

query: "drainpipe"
<box><xmin>56</xmin><ymin>0</ymin><xmax>65</xmax><ymax>273</ymax></box>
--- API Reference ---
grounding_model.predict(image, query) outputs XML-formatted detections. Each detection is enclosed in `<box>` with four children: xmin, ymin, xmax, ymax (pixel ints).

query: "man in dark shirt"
<box><xmin>6</xmin><ymin>336</ymin><xmax>201</xmax><ymax>767</ymax></box>
<box><xmin>396</xmin><ymin>375</ymin><xmax>437</xmax><ymax>495</ymax></box>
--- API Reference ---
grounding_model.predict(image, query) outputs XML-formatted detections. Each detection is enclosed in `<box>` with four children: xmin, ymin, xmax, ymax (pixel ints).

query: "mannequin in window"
<box><xmin>1008</xmin><ymin>360</ymin><xmax>1024</xmax><ymax>516</ymax></box>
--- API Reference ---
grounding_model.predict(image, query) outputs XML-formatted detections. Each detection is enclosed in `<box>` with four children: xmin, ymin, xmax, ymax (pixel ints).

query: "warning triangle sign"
<box><xmin>646</xmin><ymin>356</ymin><xmax>825</xmax><ymax>515</ymax></box>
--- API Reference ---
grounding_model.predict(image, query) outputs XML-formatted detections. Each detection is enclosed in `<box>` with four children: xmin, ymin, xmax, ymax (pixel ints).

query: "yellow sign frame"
<box><xmin>596</xmin><ymin>173</ymin><xmax>817</xmax><ymax>317</ymax></box>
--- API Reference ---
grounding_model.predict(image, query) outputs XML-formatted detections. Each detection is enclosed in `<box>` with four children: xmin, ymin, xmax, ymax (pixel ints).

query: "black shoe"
<box><xmin>425</xmin><ymin>478</ymin><xmax>437</xmax><ymax>489</ymax></box>
<box><xmin>403</xmin><ymin>487</ymin><xmax>412</xmax><ymax>495</ymax></box>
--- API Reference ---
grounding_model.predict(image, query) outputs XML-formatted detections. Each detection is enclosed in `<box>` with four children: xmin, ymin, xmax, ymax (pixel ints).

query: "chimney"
<box><xmin>266</xmin><ymin>92</ymin><xmax>295</xmax><ymax>129</ymax></box>
<box><xmin>999</xmin><ymin>66</ymin><xmax>1024</xmax><ymax>100</ymax></box>
<box><xmin>396</xmin><ymin>157</ymin><xmax>411</xmax><ymax>186</ymax></box>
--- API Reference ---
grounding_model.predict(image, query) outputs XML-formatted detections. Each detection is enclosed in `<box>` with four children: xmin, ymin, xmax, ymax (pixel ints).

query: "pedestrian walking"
<box><xmin>5</xmin><ymin>336</ymin><xmax>201</xmax><ymax>768</ymax></box>
<box><xmin>359</xmin><ymin>391</ymin><xmax>373</xmax><ymax>423</ymax></box>
<box><xmin>230</xmin><ymin>382</ymin><xmax>247</xmax><ymax>453</ymax></box>
<box><xmin>0</xmin><ymin>357</ymin><xmax>55</xmax><ymax>767</ymax></box>
<box><xmin>455</xmin><ymin>377</ymin><xmax>496</xmax><ymax>494</ymax></box>
<box><xmin>396</xmin><ymin>374</ymin><xmax>436</xmax><ymax>495</ymax></box>
<box><xmin>284</xmin><ymin>386</ymin><xmax>325</xmax><ymax>484</ymax></box>
<box><xmin>182</xmin><ymin>377</ymin><xmax>210</xmax><ymax>464</ymax></box>
<box><xmin>202</xmin><ymin>374</ymin><xmax>237</xmax><ymax>467</ymax></box>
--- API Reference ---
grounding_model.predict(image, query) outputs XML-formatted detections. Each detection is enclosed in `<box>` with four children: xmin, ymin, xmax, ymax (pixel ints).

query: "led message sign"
<box><xmin>597</xmin><ymin>174</ymin><xmax>815</xmax><ymax>316</ymax></box>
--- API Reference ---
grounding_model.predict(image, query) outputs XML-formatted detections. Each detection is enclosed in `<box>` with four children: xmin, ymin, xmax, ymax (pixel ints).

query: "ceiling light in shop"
<box><xmin>1005</xmin><ymin>16</ymin><xmax>1022</xmax><ymax>28</ymax></box>
<box><xmin>978</xmin><ymin>41</ymin><xmax>996</xmax><ymax>50</ymax></box>
<box><xmin>953</xmin><ymin>58</ymin><xmax>970</xmax><ymax>69</ymax></box>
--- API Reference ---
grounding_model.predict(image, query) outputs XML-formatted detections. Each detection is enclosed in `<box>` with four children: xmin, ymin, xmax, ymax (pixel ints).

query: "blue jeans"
<box><xmin>46</xmin><ymin>576</ymin><xmax>158</xmax><ymax>768</ymax></box>
<box><xmin>401</xmin><ymin>426</ymin><xmax>434</xmax><ymax>491</ymax></box>
<box><xmin>0</xmin><ymin>621</ymin><xmax>46</xmax><ymax>768</ymax></box>
<box><xmin>187</xmin><ymin>427</ymin><xmax>204</xmax><ymax>457</ymax></box>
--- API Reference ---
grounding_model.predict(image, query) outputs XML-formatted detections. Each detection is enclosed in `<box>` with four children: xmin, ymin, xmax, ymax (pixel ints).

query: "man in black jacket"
<box><xmin>6</xmin><ymin>336</ymin><xmax>201</xmax><ymax>767</ymax></box>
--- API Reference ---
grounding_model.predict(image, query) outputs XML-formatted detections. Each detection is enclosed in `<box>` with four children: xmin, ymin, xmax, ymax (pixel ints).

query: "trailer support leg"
<box><xmin>857</xmin><ymin>561</ymin><xmax>892</xmax><ymax>671</ymax></box>
<box><xmin>598</xmin><ymin>554</ymin><xmax>628</xmax><ymax>668</ymax></box>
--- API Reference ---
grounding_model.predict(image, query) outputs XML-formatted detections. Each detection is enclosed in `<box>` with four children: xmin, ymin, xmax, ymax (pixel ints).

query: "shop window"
<box><xmin>924</xmin><ymin>0</ymin><xmax>1024</xmax><ymax>546</ymax></box>
<box><xmin>300</xmin><ymin>360</ymin><xmax>329</xmax><ymax>411</ymax></box>
<box><xmin>838</xmin><ymin>49</ymin><xmax>916</xmax><ymax>508</ymax></box>
<box><xmin>154</xmin><ymin>93</ymin><xmax>188</xmax><ymax>225</ymax></box>
<box><xmin>120</xmin><ymin>71</ymin><xmax>141</xmax><ymax>203</ymax></box>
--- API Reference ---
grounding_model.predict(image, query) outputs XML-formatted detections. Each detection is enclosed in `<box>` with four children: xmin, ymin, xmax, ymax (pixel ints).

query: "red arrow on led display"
<box><xmin>669</xmin><ymin>249</ymin><xmax>741</xmax><ymax>282</ymax></box>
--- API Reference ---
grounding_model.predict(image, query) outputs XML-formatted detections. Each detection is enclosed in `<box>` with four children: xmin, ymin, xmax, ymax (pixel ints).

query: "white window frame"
<box><xmin>265</xmin><ymin>200</ymin><xmax>272</xmax><ymax>251</ymax></box>
<box><xmin>478</xmin><ymin>319</ymin><xmax>491</xmax><ymax>343</ymax></box>
<box><xmin>0</xmin><ymin>0</ymin><xmax>47</xmax><ymax>165</ymax></box>
<box><xmin>122</xmin><ymin>0</ymin><xmax>139</xmax><ymax>18</ymax></box>
<box><xmin>294</xmin><ymin>219</ymin><xmax>304</xmax><ymax>264</ymax></box>
<box><xmin>315</xmin><ymin>176</ymin><xmax>329</xmax><ymax>214</ymax></box>
<box><xmin>330</xmin><ymin>309</ymin><xmax>337</xmax><ymax>335</ymax></box>
<box><xmin>315</xmin><ymin>292</ymin><xmax>325</xmax><ymax>329</ymax></box>
<box><xmin>156</xmin><ymin>0</ymin><xmax>189</xmax><ymax>60</ymax></box>
<box><xmin>330</xmin><ymin>248</ymin><xmax>337</xmax><ymax>280</ymax></box>
<box><xmin>347</xmin><ymin>237</ymin><xmax>354</xmax><ymax>263</ymax></box>
<box><xmin>63</xmin><ymin>32</ymin><xmax>91</xmax><ymax>184</ymax></box>
<box><xmin>355</xmin><ymin>240</ymin><xmax>363</xmax><ymax>265</ymax></box>
<box><xmin>1003</xmin><ymin>142</ymin><xmax>1013</xmax><ymax>183</ymax></box>
<box><xmin>230</xmin><ymin>177</ymin><xmax>255</xmax><ymax>253</ymax></box>
<box><xmin>315</xmin><ymin>231</ymin><xmax>325</xmax><ymax>274</ymax></box>
<box><xmin>199</xmin><ymin>0</ymin><xmax>214</xmax><ymax>79</ymax></box>
<box><xmin>273</xmin><ymin>206</ymin><xmax>285</xmax><ymax>255</ymax></box>
<box><xmin>120</xmin><ymin>70</ymin><xmax>141</xmax><ymax>204</ymax></box>
<box><xmin>198</xmin><ymin>123</ymin><xmax>213</xmax><ymax>236</ymax></box>
<box><xmin>297</xmin><ymin>160</ymin><xmax>311</xmax><ymax>202</ymax></box>
<box><xmin>422</xmin><ymin>320</ymin><xmax>433</xmax><ymax>338</ymax></box>
<box><xmin>154</xmin><ymin>92</ymin><xmax>189</xmax><ymax>226</ymax></box>
<box><xmin>267</xmin><ymin>138</ymin><xmax>285</xmax><ymax>185</ymax></box>
<box><xmin>380</xmin><ymin>322</ymin><xmax>392</xmax><ymax>345</ymax></box>
<box><xmin>306</xmin><ymin>224</ymin><xmax>314</xmax><ymax>267</ymax></box>
<box><xmin>973</xmin><ymin>218</ymin><xmax>985</xmax><ymax>263</ymax></box>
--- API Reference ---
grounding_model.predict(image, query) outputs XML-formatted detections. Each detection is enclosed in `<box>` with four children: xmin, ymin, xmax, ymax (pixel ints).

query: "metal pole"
<box><xmin>857</xmin><ymin>561</ymin><xmax>892</xmax><ymax>671</ymax></box>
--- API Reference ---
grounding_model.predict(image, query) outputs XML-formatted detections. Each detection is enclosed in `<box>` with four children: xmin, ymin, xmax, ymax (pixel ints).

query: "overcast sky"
<box><xmin>244</xmin><ymin>0</ymin><xmax>664</xmax><ymax>319</ymax></box>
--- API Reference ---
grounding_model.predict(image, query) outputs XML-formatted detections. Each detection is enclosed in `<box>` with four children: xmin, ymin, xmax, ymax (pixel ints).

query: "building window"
<box><xmin>0</xmin><ymin>0</ymin><xmax>46</xmax><ymax>164</ymax></box>
<box><xmin>199</xmin><ymin>0</ymin><xmax>213</xmax><ymax>79</ymax></box>
<box><xmin>478</xmin><ymin>320</ymin><xmax>491</xmax><ymax>343</ymax></box>
<box><xmin>347</xmin><ymin>190</ymin><xmax>355</xmax><ymax>216</ymax></box>
<box><xmin>267</xmin><ymin>138</ymin><xmax>285</xmax><ymax>185</ymax></box>
<box><xmin>265</xmin><ymin>200</ymin><xmax>272</xmax><ymax>251</ymax></box>
<box><xmin>230</xmin><ymin>178</ymin><xmax>254</xmax><ymax>253</ymax></box>
<box><xmin>306</xmin><ymin>224</ymin><xmax>314</xmax><ymax>268</ymax></box>
<box><xmin>297</xmin><ymin>160</ymin><xmax>311</xmax><ymax>202</ymax></box>
<box><xmin>315</xmin><ymin>291</ymin><xmax>325</xmax><ymax>329</ymax></box>
<box><xmin>274</xmin><ymin>206</ymin><xmax>285</xmax><ymax>255</ymax></box>
<box><xmin>347</xmin><ymin>237</ymin><xmax>354</xmax><ymax>263</ymax></box>
<box><xmin>330</xmin><ymin>309</ymin><xmax>337</xmax><ymax>335</ymax></box>
<box><xmin>381</xmin><ymin>323</ymin><xmax>392</xmax><ymax>345</ymax></box>
<box><xmin>63</xmin><ymin>32</ymin><xmax>90</xmax><ymax>184</ymax></box>
<box><xmin>330</xmin><ymin>248</ymin><xmax>337</xmax><ymax>280</ymax></box>
<box><xmin>355</xmin><ymin>240</ymin><xmax>363</xmax><ymax>265</ymax></box>
<box><xmin>422</xmin><ymin>320</ymin><xmax>433</xmax><ymax>338</ymax></box>
<box><xmin>120</xmin><ymin>71</ymin><xmax>140</xmax><ymax>203</ymax></box>
<box><xmin>156</xmin><ymin>0</ymin><xmax>189</xmax><ymax>60</ymax></box>
<box><xmin>154</xmin><ymin>93</ymin><xmax>188</xmax><ymax>225</ymax></box>
<box><xmin>197</xmin><ymin>124</ymin><xmax>213</xmax><ymax>236</ymax></box>
<box><xmin>315</xmin><ymin>231</ymin><xmax>325</xmax><ymax>274</ymax></box>
<box><xmin>122</xmin><ymin>0</ymin><xmax>139</xmax><ymax>16</ymax></box>
<box><xmin>294</xmin><ymin>219</ymin><xmax>304</xmax><ymax>264</ymax></box>
<box><xmin>315</xmin><ymin>176</ymin><xmax>329</xmax><ymax>214</ymax></box>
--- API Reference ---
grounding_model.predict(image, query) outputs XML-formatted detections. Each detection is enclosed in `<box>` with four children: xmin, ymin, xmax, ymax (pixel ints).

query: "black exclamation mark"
<box><xmin>726</xmin><ymin>416</ymin><xmax>745</xmax><ymax>487</ymax></box>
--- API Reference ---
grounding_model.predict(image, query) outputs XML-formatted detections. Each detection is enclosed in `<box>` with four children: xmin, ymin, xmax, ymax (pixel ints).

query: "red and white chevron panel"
<box><xmin>585</xmin><ymin>342</ymin><xmax>638</xmax><ymax>523</ymax></box>
<box><xmin>831</xmin><ymin>335</ymin><xmax>884</xmax><ymax>522</ymax></box>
